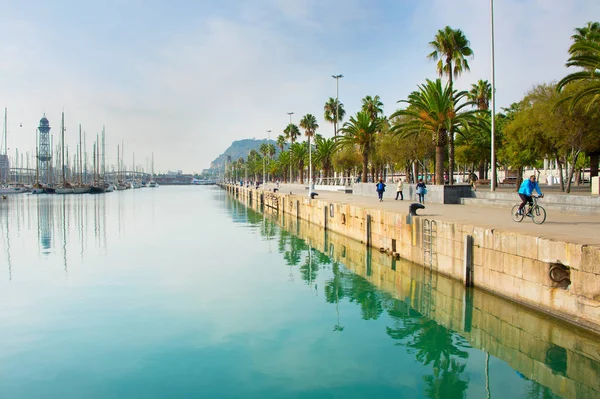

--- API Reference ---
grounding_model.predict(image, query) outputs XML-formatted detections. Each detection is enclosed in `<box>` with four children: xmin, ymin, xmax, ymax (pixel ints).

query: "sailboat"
<box><xmin>73</xmin><ymin>124</ymin><xmax>91</xmax><ymax>194</ymax></box>
<box><xmin>55</xmin><ymin>112</ymin><xmax>74</xmax><ymax>194</ymax></box>
<box><xmin>0</xmin><ymin>108</ymin><xmax>27</xmax><ymax>194</ymax></box>
<box><xmin>148</xmin><ymin>152</ymin><xmax>158</xmax><ymax>188</ymax></box>
<box><xmin>90</xmin><ymin>140</ymin><xmax>105</xmax><ymax>194</ymax></box>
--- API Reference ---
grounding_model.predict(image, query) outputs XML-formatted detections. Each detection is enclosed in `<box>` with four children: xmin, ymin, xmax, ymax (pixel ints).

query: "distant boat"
<box><xmin>105</xmin><ymin>183</ymin><xmax>114</xmax><ymax>193</ymax></box>
<box><xmin>0</xmin><ymin>185</ymin><xmax>27</xmax><ymax>195</ymax></box>
<box><xmin>90</xmin><ymin>185</ymin><xmax>106</xmax><ymax>194</ymax></box>
<box><xmin>148</xmin><ymin>181</ymin><xmax>158</xmax><ymax>188</ymax></box>
<box><xmin>55</xmin><ymin>187</ymin><xmax>75</xmax><ymax>194</ymax></box>
<box><xmin>73</xmin><ymin>185</ymin><xmax>91</xmax><ymax>194</ymax></box>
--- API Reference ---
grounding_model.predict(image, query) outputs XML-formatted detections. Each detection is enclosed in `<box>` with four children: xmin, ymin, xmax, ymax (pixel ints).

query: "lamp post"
<box><xmin>287</xmin><ymin>112</ymin><xmax>294</xmax><ymax>183</ymax></box>
<box><xmin>490</xmin><ymin>0</ymin><xmax>497</xmax><ymax>191</ymax></box>
<box><xmin>332</xmin><ymin>74</ymin><xmax>343</xmax><ymax>136</ymax></box>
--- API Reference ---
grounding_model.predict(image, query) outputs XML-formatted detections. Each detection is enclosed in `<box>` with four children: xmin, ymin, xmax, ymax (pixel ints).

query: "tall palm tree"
<box><xmin>338</xmin><ymin>111</ymin><xmax>382</xmax><ymax>182</ymax></box>
<box><xmin>361</xmin><ymin>95</ymin><xmax>384</xmax><ymax>121</ymax></box>
<box><xmin>284</xmin><ymin>123</ymin><xmax>300</xmax><ymax>182</ymax></box>
<box><xmin>572</xmin><ymin>21</ymin><xmax>600</xmax><ymax>46</ymax></box>
<box><xmin>468</xmin><ymin>80</ymin><xmax>492</xmax><ymax>111</ymax></box>
<box><xmin>299</xmin><ymin>114</ymin><xmax>319</xmax><ymax>186</ymax></box>
<box><xmin>557</xmin><ymin>27</ymin><xmax>600</xmax><ymax>108</ymax></box>
<box><xmin>428</xmin><ymin>26</ymin><xmax>474</xmax><ymax>184</ymax></box>
<box><xmin>314</xmin><ymin>135</ymin><xmax>339</xmax><ymax>179</ymax></box>
<box><xmin>276</xmin><ymin>135</ymin><xmax>286</xmax><ymax>152</ymax></box>
<box><xmin>324</xmin><ymin>97</ymin><xmax>346</xmax><ymax>136</ymax></box>
<box><xmin>391</xmin><ymin>79</ymin><xmax>479</xmax><ymax>186</ymax></box>
<box><xmin>291</xmin><ymin>142</ymin><xmax>308</xmax><ymax>184</ymax></box>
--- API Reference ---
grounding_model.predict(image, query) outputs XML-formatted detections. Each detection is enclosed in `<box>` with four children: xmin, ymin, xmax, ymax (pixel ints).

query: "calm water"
<box><xmin>0</xmin><ymin>187</ymin><xmax>598</xmax><ymax>398</ymax></box>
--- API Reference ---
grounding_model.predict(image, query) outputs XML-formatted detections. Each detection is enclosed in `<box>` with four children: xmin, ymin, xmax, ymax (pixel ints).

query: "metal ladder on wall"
<box><xmin>421</xmin><ymin>219</ymin><xmax>438</xmax><ymax>318</ymax></box>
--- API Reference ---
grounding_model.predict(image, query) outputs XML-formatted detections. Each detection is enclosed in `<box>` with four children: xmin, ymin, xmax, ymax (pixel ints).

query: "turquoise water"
<box><xmin>0</xmin><ymin>187</ymin><xmax>598</xmax><ymax>398</ymax></box>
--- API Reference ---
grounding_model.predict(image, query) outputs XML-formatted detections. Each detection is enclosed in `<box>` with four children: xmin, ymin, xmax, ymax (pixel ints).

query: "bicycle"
<box><xmin>511</xmin><ymin>195</ymin><xmax>546</xmax><ymax>224</ymax></box>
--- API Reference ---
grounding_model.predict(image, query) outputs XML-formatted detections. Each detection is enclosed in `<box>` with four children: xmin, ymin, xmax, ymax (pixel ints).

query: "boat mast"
<box><xmin>101</xmin><ymin>125</ymin><xmax>105</xmax><ymax>179</ymax></box>
<box><xmin>79</xmin><ymin>125</ymin><xmax>82</xmax><ymax>185</ymax></box>
<box><xmin>35</xmin><ymin>129</ymin><xmax>39</xmax><ymax>185</ymax></box>
<box><xmin>61</xmin><ymin>111</ymin><xmax>65</xmax><ymax>184</ymax></box>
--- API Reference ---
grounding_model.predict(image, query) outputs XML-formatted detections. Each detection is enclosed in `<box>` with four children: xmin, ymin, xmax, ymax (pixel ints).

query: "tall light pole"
<box><xmin>332</xmin><ymin>74</ymin><xmax>343</xmax><ymax>136</ymax></box>
<box><xmin>287</xmin><ymin>112</ymin><xmax>294</xmax><ymax>183</ymax></box>
<box><xmin>490</xmin><ymin>0</ymin><xmax>497</xmax><ymax>191</ymax></box>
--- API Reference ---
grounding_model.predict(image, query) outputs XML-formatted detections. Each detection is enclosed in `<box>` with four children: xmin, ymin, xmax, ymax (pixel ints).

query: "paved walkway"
<box><xmin>264</xmin><ymin>183</ymin><xmax>600</xmax><ymax>246</ymax></box>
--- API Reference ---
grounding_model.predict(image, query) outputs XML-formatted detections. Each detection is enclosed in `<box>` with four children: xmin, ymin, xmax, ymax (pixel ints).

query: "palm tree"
<box><xmin>299</xmin><ymin>114</ymin><xmax>319</xmax><ymax>186</ymax></box>
<box><xmin>338</xmin><ymin>111</ymin><xmax>382</xmax><ymax>182</ymax></box>
<box><xmin>361</xmin><ymin>95</ymin><xmax>384</xmax><ymax>121</ymax></box>
<box><xmin>324</xmin><ymin>97</ymin><xmax>346</xmax><ymax>136</ymax></box>
<box><xmin>391</xmin><ymin>79</ymin><xmax>479</xmax><ymax>186</ymax></box>
<box><xmin>468</xmin><ymin>80</ymin><xmax>492</xmax><ymax>111</ymax></box>
<box><xmin>314</xmin><ymin>135</ymin><xmax>339</xmax><ymax>179</ymax></box>
<box><xmin>276</xmin><ymin>135</ymin><xmax>286</xmax><ymax>152</ymax></box>
<box><xmin>284</xmin><ymin>124</ymin><xmax>301</xmax><ymax>182</ymax></box>
<box><xmin>557</xmin><ymin>25</ymin><xmax>600</xmax><ymax>108</ymax></box>
<box><xmin>428</xmin><ymin>26</ymin><xmax>474</xmax><ymax>184</ymax></box>
<box><xmin>291</xmin><ymin>142</ymin><xmax>308</xmax><ymax>184</ymax></box>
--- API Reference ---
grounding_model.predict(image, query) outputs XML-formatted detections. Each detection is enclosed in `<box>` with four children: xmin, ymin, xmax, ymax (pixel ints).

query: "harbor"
<box><xmin>1</xmin><ymin>185</ymin><xmax>599</xmax><ymax>398</ymax></box>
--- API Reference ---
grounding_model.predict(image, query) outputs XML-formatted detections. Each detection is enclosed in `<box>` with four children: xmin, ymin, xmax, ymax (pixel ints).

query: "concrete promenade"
<box><xmin>268</xmin><ymin>183</ymin><xmax>600</xmax><ymax>246</ymax></box>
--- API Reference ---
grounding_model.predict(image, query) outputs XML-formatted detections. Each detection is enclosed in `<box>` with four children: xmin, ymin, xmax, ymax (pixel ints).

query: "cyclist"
<box><xmin>517</xmin><ymin>175</ymin><xmax>543</xmax><ymax>216</ymax></box>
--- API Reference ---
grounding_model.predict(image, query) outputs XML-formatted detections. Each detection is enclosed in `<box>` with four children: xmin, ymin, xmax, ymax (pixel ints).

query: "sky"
<box><xmin>1</xmin><ymin>0</ymin><xmax>599</xmax><ymax>173</ymax></box>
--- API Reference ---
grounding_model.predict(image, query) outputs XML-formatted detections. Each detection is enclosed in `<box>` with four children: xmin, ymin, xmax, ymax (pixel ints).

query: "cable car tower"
<box><xmin>38</xmin><ymin>115</ymin><xmax>52</xmax><ymax>184</ymax></box>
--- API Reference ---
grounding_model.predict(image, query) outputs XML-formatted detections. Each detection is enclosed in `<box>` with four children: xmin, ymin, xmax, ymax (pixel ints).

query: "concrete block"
<box><xmin>516</xmin><ymin>234</ymin><xmax>539</xmax><ymax>259</ymax></box>
<box><xmin>494</xmin><ymin>231</ymin><xmax>518</xmax><ymax>255</ymax></box>
<box><xmin>592</xmin><ymin>176</ymin><xmax>599</xmax><ymax>195</ymax></box>
<box><xmin>503</xmin><ymin>254</ymin><xmax>524</xmax><ymax>279</ymax></box>
<box><xmin>571</xmin><ymin>269</ymin><xmax>600</xmax><ymax>301</ymax></box>
<box><xmin>522</xmin><ymin>258</ymin><xmax>551</xmax><ymax>286</ymax></box>
<box><xmin>489</xmin><ymin>269</ymin><xmax>517</xmax><ymax>295</ymax></box>
<box><xmin>538</xmin><ymin>238</ymin><xmax>584</xmax><ymax>270</ymax></box>
<box><xmin>581</xmin><ymin>245</ymin><xmax>600</xmax><ymax>274</ymax></box>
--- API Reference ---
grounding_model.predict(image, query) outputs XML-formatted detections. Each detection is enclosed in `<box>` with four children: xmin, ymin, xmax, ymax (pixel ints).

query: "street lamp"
<box><xmin>332</xmin><ymin>74</ymin><xmax>343</xmax><ymax>136</ymax></box>
<box><xmin>287</xmin><ymin>112</ymin><xmax>294</xmax><ymax>183</ymax></box>
<box><xmin>490</xmin><ymin>0</ymin><xmax>497</xmax><ymax>191</ymax></box>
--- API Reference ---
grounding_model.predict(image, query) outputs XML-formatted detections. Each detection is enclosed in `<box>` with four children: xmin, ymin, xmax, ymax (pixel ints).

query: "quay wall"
<box><xmin>223</xmin><ymin>184</ymin><xmax>600</xmax><ymax>334</ymax></box>
<box><xmin>267</xmin><ymin>209</ymin><xmax>600</xmax><ymax>399</ymax></box>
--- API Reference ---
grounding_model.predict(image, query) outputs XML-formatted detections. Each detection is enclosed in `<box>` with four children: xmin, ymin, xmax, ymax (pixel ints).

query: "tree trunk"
<box><xmin>362</xmin><ymin>152</ymin><xmax>369</xmax><ymax>183</ymax></box>
<box><xmin>566</xmin><ymin>151</ymin><xmax>580</xmax><ymax>194</ymax></box>
<box><xmin>435</xmin><ymin>145</ymin><xmax>444</xmax><ymax>186</ymax></box>
<box><xmin>412</xmin><ymin>160</ymin><xmax>418</xmax><ymax>184</ymax></box>
<box><xmin>556</xmin><ymin>156</ymin><xmax>565</xmax><ymax>192</ymax></box>
<box><xmin>516</xmin><ymin>167</ymin><xmax>523</xmax><ymax>191</ymax></box>
<box><xmin>590</xmin><ymin>152</ymin><xmax>599</xmax><ymax>178</ymax></box>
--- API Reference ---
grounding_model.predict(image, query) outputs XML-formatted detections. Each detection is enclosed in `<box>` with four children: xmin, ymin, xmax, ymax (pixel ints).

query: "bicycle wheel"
<box><xmin>532</xmin><ymin>205</ymin><xmax>546</xmax><ymax>224</ymax></box>
<box><xmin>511</xmin><ymin>205</ymin><xmax>524</xmax><ymax>222</ymax></box>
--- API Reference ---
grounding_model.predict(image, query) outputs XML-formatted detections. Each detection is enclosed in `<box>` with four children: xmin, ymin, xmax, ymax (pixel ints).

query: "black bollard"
<box><xmin>310</xmin><ymin>192</ymin><xmax>319</xmax><ymax>199</ymax></box>
<box><xmin>408</xmin><ymin>203</ymin><xmax>425</xmax><ymax>216</ymax></box>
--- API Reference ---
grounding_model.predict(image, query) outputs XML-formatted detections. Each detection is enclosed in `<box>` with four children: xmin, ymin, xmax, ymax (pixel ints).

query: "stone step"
<box><xmin>473</xmin><ymin>191</ymin><xmax>600</xmax><ymax>206</ymax></box>
<box><xmin>461</xmin><ymin>198</ymin><xmax>600</xmax><ymax>215</ymax></box>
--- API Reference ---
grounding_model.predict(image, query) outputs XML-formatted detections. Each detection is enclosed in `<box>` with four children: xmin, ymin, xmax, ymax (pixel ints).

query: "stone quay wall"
<box><xmin>269</xmin><ymin>210</ymin><xmax>600</xmax><ymax>399</ymax></box>
<box><xmin>223</xmin><ymin>184</ymin><xmax>600</xmax><ymax>334</ymax></box>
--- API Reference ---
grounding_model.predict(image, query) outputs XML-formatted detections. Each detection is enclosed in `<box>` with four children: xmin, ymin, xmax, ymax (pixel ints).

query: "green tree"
<box><xmin>324</xmin><ymin>97</ymin><xmax>346</xmax><ymax>136</ymax></box>
<box><xmin>428</xmin><ymin>26</ymin><xmax>474</xmax><ymax>184</ymax></box>
<box><xmin>361</xmin><ymin>95</ymin><xmax>384</xmax><ymax>121</ymax></box>
<box><xmin>314</xmin><ymin>135</ymin><xmax>339</xmax><ymax>179</ymax></box>
<box><xmin>291</xmin><ymin>142</ymin><xmax>308</xmax><ymax>184</ymax></box>
<box><xmin>391</xmin><ymin>79</ymin><xmax>479</xmax><ymax>185</ymax></box>
<box><xmin>284</xmin><ymin>124</ymin><xmax>301</xmax><ymax>182</ymax></box>
<box><xmin>338</xmin><ymin>111</ymin><xmax>382</xmax><ymax>182</ymax></box>
<box><xmin>299</xmin><ymin>114</ymin><xmax>319</xmax><ymax>184</ymax></box>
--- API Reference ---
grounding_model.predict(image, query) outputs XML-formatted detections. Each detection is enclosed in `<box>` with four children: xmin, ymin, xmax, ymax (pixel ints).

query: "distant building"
<box><xmin>0</xmin><ymin>154</ymin><xmax>9</xmax><ymax>182</ymax></box>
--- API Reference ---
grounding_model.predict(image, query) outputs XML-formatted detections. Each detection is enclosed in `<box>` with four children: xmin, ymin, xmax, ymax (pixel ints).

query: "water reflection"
<box><xmin>0</xmin><ymin>194</ymin><xmax>114</xmax><ymax>280</ymax></box>
<box><xmin>225</xmin><ymin>194</ymin><xmax>598</xmax><ymax>399</ymax></box>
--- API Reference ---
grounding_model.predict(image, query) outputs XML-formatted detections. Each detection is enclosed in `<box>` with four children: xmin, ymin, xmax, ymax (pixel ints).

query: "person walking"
<box><xmin>416</xmin><ymin>179</ymin><xmax>427</xmax><ymax>204</ymax></box>
<box><xmin>395</xmin><ymin>178</ymin><xmax>404</xmax><ymax>200</ymax></box>
<box><xmin>376</xmin><ymin>179</ymin><xmax>386</xmax><ymax>202</ymax></box>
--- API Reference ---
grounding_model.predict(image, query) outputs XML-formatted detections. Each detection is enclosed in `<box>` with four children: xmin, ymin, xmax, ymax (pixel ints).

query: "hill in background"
<box><xmin>209</xmin><ymin>139</ymin><xmax>281</xmax><ymax>170</ymax></box>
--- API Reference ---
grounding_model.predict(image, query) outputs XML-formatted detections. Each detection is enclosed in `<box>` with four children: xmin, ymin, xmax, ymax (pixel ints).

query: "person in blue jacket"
<box><xmin>376</xmin><ymin>179</ymin><xmax>386</xmax><ymax>201</ymax></box>
<box><xmin>518</xmin><ymin>175</ymin><xmax>543</xmax><ymax>215</ymax></box>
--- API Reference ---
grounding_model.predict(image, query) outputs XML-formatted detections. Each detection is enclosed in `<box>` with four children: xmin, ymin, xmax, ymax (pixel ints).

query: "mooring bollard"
<box><xmin>406</xmin><ymin>203</ymin><xmax>425</xmax><ymax>225</ymax></box>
